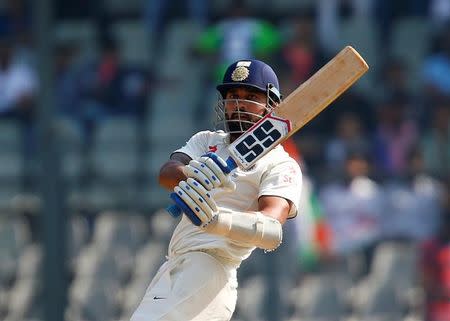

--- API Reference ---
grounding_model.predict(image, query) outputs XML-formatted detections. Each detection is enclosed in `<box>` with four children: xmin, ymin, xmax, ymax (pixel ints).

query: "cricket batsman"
<box><xmin>131</xmin><ymin>59</ymin><xmax>302</xmax><ymax>320</ymax></box>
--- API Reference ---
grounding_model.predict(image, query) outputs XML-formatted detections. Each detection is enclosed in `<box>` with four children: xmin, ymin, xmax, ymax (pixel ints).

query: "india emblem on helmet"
<box><xmin>231</xmin><ymin>66</ymin><xmax>249</xmax><ymax>82</ymax></box>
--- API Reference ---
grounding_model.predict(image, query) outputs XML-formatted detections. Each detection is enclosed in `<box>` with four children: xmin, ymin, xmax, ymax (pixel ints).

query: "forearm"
<box><xmin>158</xmin><ymin>152</ymin><xmax>192</xmax><ymax>190</ymax></box>
<box><xmin>203</xmin><ymin>211</ymin><xmax>283</xmax><ymax>251</ymax></box>
<box><xmin>158</xmin><ymin>160</ymin><xmax>188</xmax><ymax>190</ymax></box>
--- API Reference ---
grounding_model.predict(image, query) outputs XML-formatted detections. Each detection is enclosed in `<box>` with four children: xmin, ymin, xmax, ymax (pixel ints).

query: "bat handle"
<box><xmin>225</xmin><ymin>156</ymin><xmax>238</xmax><ymax>171</ymax></box>
<box><xmin>166</xmin><ymin>204</ymin><xmax>182</xmax><ymax>217</ymax></box>
<box><xmin>166</xmin><ymin>192</ymin><xmax>202</xmax><ymax>225</ymax></box>
<box><xmin>165</xmin><ymin>156</ymin><xmax>238</xmax><ymax>218</ymax></box>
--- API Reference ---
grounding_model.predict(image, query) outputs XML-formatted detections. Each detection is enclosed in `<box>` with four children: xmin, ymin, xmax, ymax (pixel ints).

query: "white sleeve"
<box><xmin>171</xmin><ymin>131</ymin><xmax>211</xmax><ymax>160</ymax></box>
<box><xmin>0</xmin><ymin>64</ymin><xmax>37</xmax><ymax>113</ymax></box>
<box><xmin>259</xmin><ymin>159</ymin><xmax>302</xmax><ymax>218</ymax></box>
<box><xmin>9</xmin><ymin>64</ymin><xmax>37</xmax><ymax>98</ymax></box>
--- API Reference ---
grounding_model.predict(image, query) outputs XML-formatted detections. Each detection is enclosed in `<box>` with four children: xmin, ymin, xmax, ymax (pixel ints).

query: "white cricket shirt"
<box><xmin>167</xmin><ymin>130</ymin><xmax>302</xmax><ymax>264</ymax></box>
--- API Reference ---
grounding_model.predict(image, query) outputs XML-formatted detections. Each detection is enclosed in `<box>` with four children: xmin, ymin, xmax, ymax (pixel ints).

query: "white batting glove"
<box><xmin>183</xmin><ymin>153</ymin><xmax>236</xmax><ymax>192</ymax></box>
<box><xmin>173</xmin><ymin>178</ymin><xmax>218</xmax><ymax>226</ymax></box>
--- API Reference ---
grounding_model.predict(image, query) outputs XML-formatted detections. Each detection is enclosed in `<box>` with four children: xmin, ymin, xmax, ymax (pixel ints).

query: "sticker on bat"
<box><xmin>228</xmin><ymin>113</ymin><xmax>291</xmax><ymax>168</ymax></box>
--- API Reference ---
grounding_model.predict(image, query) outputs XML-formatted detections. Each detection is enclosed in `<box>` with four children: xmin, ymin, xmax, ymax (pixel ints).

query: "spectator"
<box><xmin>383</xmin><ymin>148</ymin><xmax>443</xmax><ymax>242</ymax></box>
<box><xmin>429</xmin><ymin>0</ymin><xmax>450</xmax><ymax>31</ymax></box>
<box><xmin>421</xmin><ymin>99</ymin><xmax>450</xmax><ymax>177</ymax></box>
<box><xmin>376</xmin><ymin>57</ymin><xmax>430</xmax><ymax>124</ymax></box>
<box><xmin>372</xmin><ymin>93</ymin><xmax>419</xmax><ymax>176</ymax></box>
<box><xmin>319</xmin><ymin>151</ymin><xmax>387</xmax><ymax>272</ymax></box>
<box><xmin>194</xmin><ymin>0</ymin><xmax>281</xmax><ymax>82</ymax></box>
<box><xmin>0</xmin><ymin>30</ymin><xmax>37</xmax><ymax>120</ymax></box>
<box><xmin>0</xmin><ymin>0</ymin><xmax>33</xmax><ymax>64</ymax></box>
<box><xmin>293</xmin><ymin>90</ymin><xmax>373</xmax><ymax>177</ymax></box>
<box><xmin>317</xmin><ymin>0</ymin><xmax>375</xmax><ymax>55</ymax></box>
<box><xmin>75</xmin><ymin>35</ymin><xmax>150</xmax><ymax>141</ymax></box>
<box><xmin>324</xmin><ymin>112</ymin><xmax>371</xmax><ymax>175</ymax></box>
<box><xmin>420</xmin><ymin>176</ymin><xmax>450</xmax><ymax>321</ymax></box>
<box><xmin>374</xmin><ymin>0</ymin><xmax>429</xmax><ymax>43</ymax></box>
<box><xmin>53</xmin><ymin>34</ymin><xmax>152</xmax><ymax>154</ymax></box>
<box><xmin>145</xmin><ymin>0</ymin><xmax>209</xmax><ymax>37</ymax></box>
<box><xmin>54</xmin><ymin>42</ymin><xmax>82</xmax><ymax>120</ymax></box>
<box><xmin>421</xmin><ymin>22</ymin><xmax>450</xmax><ymax>103</ymax></box>
<box><xmin>279</xmin><ymin>12</ymin><xmax>327</xmax><ymax>94</ymax></box>
<box><xmin>0</xmin><ymin>25</ymin><xmax>37</xmax><ymax>181</ymax></box>
<box><xmin>376</xmin><ymin>57</ymin><xmax>412</xmax><ymax>101</ymax></box>
<box><xmin>54</xmin><ymin>0</ymin><xmax>102</xmax><ymax>20</ymax></box>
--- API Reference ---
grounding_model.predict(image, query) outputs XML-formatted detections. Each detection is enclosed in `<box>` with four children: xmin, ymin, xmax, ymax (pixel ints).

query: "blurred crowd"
<box><xmin>0</xmin><ymin>0</ymin><xmax>450</xmax><ymax>320</ymax></box>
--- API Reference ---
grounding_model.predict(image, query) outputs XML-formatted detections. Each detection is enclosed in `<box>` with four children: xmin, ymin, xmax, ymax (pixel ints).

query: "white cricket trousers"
<box><xmin>130</xmin><ymin>251</ymin><xmax>238</xmax><ymax>321</ymax></box>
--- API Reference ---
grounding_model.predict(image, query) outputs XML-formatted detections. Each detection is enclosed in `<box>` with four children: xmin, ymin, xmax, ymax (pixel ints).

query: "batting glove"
<box><xmin>183</xmin><ymin>153</ymin><xmax>236</xmax><ymax>192</ymax></box>
<box><xmin>173</xmin><ymin>178</ymin><xmax>218</xmax><ymax>226</ymax></box>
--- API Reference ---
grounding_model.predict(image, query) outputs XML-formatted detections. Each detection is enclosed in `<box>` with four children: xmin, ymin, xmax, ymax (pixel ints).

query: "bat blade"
<box><xmin>228</xmin><ymin>46</ymin><xmax>369</xmax><ymax>169</ymax></box>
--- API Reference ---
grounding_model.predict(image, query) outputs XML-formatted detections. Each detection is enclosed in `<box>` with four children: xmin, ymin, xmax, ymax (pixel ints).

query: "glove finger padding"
<box><xmin>175</xmin><ymin>179</ymin><xmax>217</xmax><ymax>225</ymax></box>
<box><xmin>183</xmin><ymin>153</ymin><xmax>236</xmax><ymax>191</ymax></box>
<box><xmin>200</xmin><ymin>156</ymin><xmax>228</xmax><ymax>180</ymax></box>
<box><xmin>174</xmin><ymin>185</ymin><xmax>211</xmax><ymax>225</ymax></box>
<box><xmin>200</xmin><ymin>156</ymin><xmax>236</xmax><ymax>191</ymax></box>
<box><xmin>180</xmin><ymin>180</ymin><xmax>216</xmax><ymax>217</ymax></box>
<box><xmin>183</xmin><ymin>160</ymin><xmax>220</xmax><ymax>190</ymax></box>
<box><xmin>186</xmin><ymin>178</ymin><xmax>217</xmax><ymax>212</ymax></box>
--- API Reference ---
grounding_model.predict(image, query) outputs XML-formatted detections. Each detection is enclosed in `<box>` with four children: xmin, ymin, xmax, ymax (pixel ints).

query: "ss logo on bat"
<box><xmin>235</xmin><ymin>120</ymin><xmax>282</xmax><ymax>162</ymax></box>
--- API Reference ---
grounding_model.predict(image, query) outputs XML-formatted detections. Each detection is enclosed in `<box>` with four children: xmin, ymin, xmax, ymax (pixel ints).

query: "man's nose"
<box><xmin>235</xmin><ymin>100</ymin><xmax>247</xmax><ymax>111</ymax></box>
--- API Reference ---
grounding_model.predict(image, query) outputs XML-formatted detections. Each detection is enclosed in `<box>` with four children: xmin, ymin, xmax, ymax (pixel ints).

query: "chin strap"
<box><xmin>202</xmin><ymin>211</ymin><xmax>283</xmax><ymax>251</ymax></box>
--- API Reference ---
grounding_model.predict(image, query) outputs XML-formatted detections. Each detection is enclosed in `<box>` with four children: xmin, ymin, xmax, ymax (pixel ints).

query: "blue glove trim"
<box><xmin>169</xmin><ymin>192</ymin><xmax>202</xmax><ymax>226</ymax></box>
<box><xmin>202</xmin><ymin>153</ymin><xmax>238</xmax><ymax>174</ymax></box>
<box><xmin>166</xmin><ymin>204</ymin><xmax>182</xmax><ymax>217</ymax></box>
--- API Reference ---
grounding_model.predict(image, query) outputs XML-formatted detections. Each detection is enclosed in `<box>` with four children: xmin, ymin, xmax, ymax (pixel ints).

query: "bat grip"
<box><xmin>165</xmin><ymin>156</ymin><xmax>238</xmax><ymax>218</ymax></box>
<box><xmin>166</xmin><ymin>192</ymin><xmax>202</xmax><ymax>225</ymax></box>
<box><xmin>166</xmin><ymin>204</ymin><xmax>182</xmax><ymax>217</ymax></box>
<box><xmin>225</xmin><ymin>156</ymin><xmax>238</xmax><ymax>171</ymax></box>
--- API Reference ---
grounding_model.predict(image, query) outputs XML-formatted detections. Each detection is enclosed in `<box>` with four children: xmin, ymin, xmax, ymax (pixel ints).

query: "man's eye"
<box><xmin>250</xmin><ymin>95</ymin><xmax>264</xmax><ymax>103</ymax></box>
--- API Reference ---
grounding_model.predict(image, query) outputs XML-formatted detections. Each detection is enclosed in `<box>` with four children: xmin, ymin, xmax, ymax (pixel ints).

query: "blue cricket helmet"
<box><xmin>216</xmin><ymin>59</ymin><xmax>282</xmax><ymax>103</ymax></box>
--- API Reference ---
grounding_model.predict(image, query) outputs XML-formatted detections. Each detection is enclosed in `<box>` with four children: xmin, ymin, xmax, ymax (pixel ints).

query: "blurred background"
<box><xmin>0</xmin><ymin>0</ymin><xmax>449</xmax><ymax>320</ymax></box>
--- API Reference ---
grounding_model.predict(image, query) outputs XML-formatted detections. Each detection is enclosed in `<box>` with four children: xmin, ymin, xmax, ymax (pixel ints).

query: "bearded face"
<box><xmin>214</xmin><ymin>87</ymin><xmax>272</xmax><ymax>139</ymax></box>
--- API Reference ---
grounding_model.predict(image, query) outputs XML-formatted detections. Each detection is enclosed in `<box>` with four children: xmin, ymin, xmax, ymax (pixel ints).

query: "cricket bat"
<box><xmin>168</xmin><ymin>46</ymin><xmax>368</xmax><ymax>219</ymax></box>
